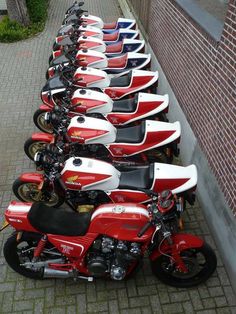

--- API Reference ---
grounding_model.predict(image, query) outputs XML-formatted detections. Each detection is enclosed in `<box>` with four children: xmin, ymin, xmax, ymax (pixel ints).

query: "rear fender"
<box><xmin>5</xmin><ymin>201</ymin><xmax>38</xmax><ymax>232</ymax></box>
<box><xmin>150</xmin><ymin>233</ymin><xmax>204</xmax><ymax>261</ymax></box>
<box><xmin>19</xmin><ymin>173</ymin><xmax>44</xmax><ymax>184</ymax></box>
<box><xmin>31</xmin><ymin>133</ymin><xmax>54</xmax><ymax>143</ymax></box>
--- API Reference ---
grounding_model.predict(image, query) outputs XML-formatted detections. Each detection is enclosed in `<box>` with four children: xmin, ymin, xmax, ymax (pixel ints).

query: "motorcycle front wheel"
<box><xmin>33</xmin><ymin>109</ymin><xmax>53</xmax><ymax>134</ymax></box>
<box><xmin>151</xmin><ymin>243</ymin><xmax>217</xmax><ymax>287</ymax></box>
<box><xmin>24</xmin><ymin>138</ymin><xmax>48</xmax><ymax>160</ymax></box>
<box><xmin>4</xmin><ymin>232</ymin><xmax>44</xmax><ymax>279</ymax></box>
<box><xmin>12</xmin><ymin>178</ymin><xmax>64</xmax><ymax>207</ymax></box>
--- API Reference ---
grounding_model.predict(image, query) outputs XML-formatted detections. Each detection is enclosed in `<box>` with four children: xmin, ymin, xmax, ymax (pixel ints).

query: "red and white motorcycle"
<box><xmin>54</xmin><ymin>26</ymin><xmax>139</xmax><ymax>52</ymax></box>
<box><xmin>34</xmin><ymin>90</ymin><xmax>169</xmax><ymax>133</ymax></box>
<box><xmin>13</xmin><ymin>154</ymin><xmax>197</xmax><ymax>208</ymax></box>
<box><xmin>42</xmin><ymin>68</ymin><xmax>159</xmax><ymax>102</ymax></box>
<box><xmin>51</xmin><ymin>37</ymin><xmax>145</xmax><ymax>63</ymax></box>
<box><xmin>47</xmin><ymin>49</ymin><xmax>151</xmax><ymax>79</ymax></box>
<box><xmin>24</xmin><ymin>115</ymin><xmax>180</xmax><ymax>164</ymax></box>
<box><xmin>1</xmin><ymin>190</ymin><xmax>216</xmax><ymax>287</ymax></box>
<box><xmin>61</xmin><ymin>14</ymin><xmax>136</xmax><ymax>33</ymax></box>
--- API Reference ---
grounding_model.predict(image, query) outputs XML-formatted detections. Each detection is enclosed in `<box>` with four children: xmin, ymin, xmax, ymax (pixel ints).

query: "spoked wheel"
<box><xmin>4</xmin><ymin>232</ymin><xmax>62</xmax><ymax>279</ymax></box>
<box><xmin>12</xmin><ymin>178</ymin><xmax>64</xmax><ymax>207</ymax></box>
<box><xmin>24</xmin><ymin>138</ymin><xmax>48</xmax><ymax>160</ymax></box>
<box><xmin>4</xmin><ymin>233</ymin><xmax>44</xmax><ymax>279</ymax></box>
<box><xmin>33</xmin><ymin>109</ymin><xmax>53</xmax><ymax>134</ymax></box>
<box><xmin>151</xmin><ymin>243</ymin><xmax>217</xmax><ymax>287</ymax></box>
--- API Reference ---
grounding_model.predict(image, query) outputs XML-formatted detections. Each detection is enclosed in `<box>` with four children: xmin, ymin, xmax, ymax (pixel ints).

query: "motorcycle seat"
<box><xmin>112</xmin><ymin>95</ymin><xmax>137</xmax><ymax>112</ymax></box>
<box><xmin>119</xmin><ymin>163</ymin><xmax>154</xmax><ymax>189</ymax></box>
<box><xmin>103</xmin><ymin>22</ymin><xmax>117</xmax><ymax>30</ymax></box>
<box><xmin>28</xmin><ymin>202</ymin><xmax>92</xmax><ymax>236</ymax></box>
<box><xmin>107</xmin><ymin>54</ymin><xmax>127</xmax><ymax>68</ymax></box>
<box><xmin>115</xmin><ymin>120</ymin><xmax>145</xmax><ymax>143</ymax></box>
<box><xmin>105</xmin><ymin>41</ymin><xmax>123</xmax><ymax>53</ymax></box>
<box><xmin>110</xmin><ymin>71</ymin><xmax>132</xmax><ymax>87</ymax></box>
<box><xmin>103</xmin><ymin>31</ymin><xmax>119</xmax><ymax>42</ymax></box>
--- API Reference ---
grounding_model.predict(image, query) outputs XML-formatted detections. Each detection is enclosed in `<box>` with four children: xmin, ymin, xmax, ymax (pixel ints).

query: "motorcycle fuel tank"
<box><xmin>60</xmin><ymin>157</ymin><xmax>121</xmax><ymax>191</ymax></box>
<box><xmin>67</xmin><ymin>115</ymin><xmax>117</xmax><ymax>144</ymax></box>
<box><xmin>89</xmin><ymin>203</ymin><xmax>154</xmax><ymax>241</ymax></box>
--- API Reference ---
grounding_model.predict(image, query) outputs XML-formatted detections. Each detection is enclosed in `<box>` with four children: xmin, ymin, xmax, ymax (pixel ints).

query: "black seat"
<box><xmin>119</xmin><ymin>164</ymin><xmax>154</xmax><ymax>189</ymax></box>
<box><xmin>116</xmin><ymin>121</ymin><xmax>145</xmax><ymax>143</ymax></box>
<box><xmin>110</xmin><ymin>71</ymin><xmax>132</xmax><ymax>87</ymax></box>
<box><xmin>28</xmin><ymin>203</ymin><xmax>92</xmax><ymax>236</ymax></box>
<box><xmin>112</xmin><ymin>95</ymin><xmax>137</xmax><ymax>113</ymax></box>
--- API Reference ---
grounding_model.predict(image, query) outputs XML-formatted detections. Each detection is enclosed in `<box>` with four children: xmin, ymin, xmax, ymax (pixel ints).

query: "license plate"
<box><xmin>0</xmin><ymin>220</ymin><xmax>9</xmax><ymax>232</ymax></box>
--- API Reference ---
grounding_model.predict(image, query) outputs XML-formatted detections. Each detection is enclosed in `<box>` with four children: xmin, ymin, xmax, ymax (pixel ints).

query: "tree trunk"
<box><xmin>6</xmin><ymin>0</ymin><xmax>30</xmax><ymax>26</ymax></box>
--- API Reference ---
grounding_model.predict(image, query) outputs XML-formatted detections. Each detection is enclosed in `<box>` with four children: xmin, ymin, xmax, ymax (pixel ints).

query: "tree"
<box><xmin>6</xmin><ymin>0</ymin><xmax>30</xmax><ymax>26</ymax></box>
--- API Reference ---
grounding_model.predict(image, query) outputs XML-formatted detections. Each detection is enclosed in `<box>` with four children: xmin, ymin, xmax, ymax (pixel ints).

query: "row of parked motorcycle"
<box><xmin>1</xmin><ymin>1</ymin><xmax>217</xmax><ymax>287</ymax></box>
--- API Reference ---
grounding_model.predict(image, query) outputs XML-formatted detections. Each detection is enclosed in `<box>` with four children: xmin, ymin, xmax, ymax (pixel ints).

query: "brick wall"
<box><xmin>131</xmin><ymin>0</ymin><xmax>236</xmax><ymax>214</ymax></box>
<box><xmin>127</xmin><ymin>0</ymin><xmax>150</xmax><ymax>33</ymax></box>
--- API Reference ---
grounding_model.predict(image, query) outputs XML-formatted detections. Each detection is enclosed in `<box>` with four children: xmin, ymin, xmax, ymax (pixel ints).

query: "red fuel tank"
<box><xmin>88</xmin><ymin>203</ymin><xmax>154</xmax><ymax>242</ymax></box>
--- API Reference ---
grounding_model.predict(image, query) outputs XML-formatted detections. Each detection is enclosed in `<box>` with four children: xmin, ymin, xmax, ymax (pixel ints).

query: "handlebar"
<box><xmin>137</xmin><ymin>221</ymin><xmax>152</xmax><ymax>238</ymax></box>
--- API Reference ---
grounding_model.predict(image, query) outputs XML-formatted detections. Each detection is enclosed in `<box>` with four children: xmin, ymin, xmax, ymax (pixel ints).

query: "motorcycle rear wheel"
<box><xmin>33</xmin><ymin>109</ymin><xmax>53</xmax><ymax>134</ymax></box>
<box><xmin>151</xmin><ymin>243</ymin><xmax>217</xmax><ymax>287</ymax></box>
<box><xmin>24</xmin><ymin>138</ymin><xmax>48</xmax><ymax>161</ymax></box>
<box><xmin>12</xmin><ymin>178</ymin><xmax>64</xmax><ymax>207</ymax></box>
<box><xmin>4</xmin><ymin>232</ymin><xmax>44</xmax><ymax>279</ymax></box>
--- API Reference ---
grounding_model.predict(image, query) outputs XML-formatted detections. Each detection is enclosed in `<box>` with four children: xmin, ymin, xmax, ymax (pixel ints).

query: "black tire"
<box><xmin>4</xmin><ymin>232</ymin><xmax>44</xmax><ymax>279</ymax></box>
<box><xmin>49</xmin><ymin>54</ymin><xmax>53</xmax><ymax>64</ymax></box>
<box><xmin>12</xmin><ymin>178</ymin><xmax>64</xmax><ymax>207</ymax></box>
<box><xmin>24</xmin><ymin>137</ymin><xmax>48</xmax><ymax>160</ymax></box>
<box><xmin>45</xmin><ymin>71</ymin><xmax>49</xmax><ymax>80</ymax></box>
<box><xmin>33</xmin><ymin>109</ymin><xmax>53</xmax><ymax>134</ymax></box>
<box><xmin>151</xmin><ymin>242</ymin><xmax>217</xmax><ymax>288</ymax></box>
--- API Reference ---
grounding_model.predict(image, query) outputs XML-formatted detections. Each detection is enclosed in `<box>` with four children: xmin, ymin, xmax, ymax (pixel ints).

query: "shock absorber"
<box><xmin>33</xmin><ymin>235</ymin><xmax>47</xmax><ymax>260</ymax></box>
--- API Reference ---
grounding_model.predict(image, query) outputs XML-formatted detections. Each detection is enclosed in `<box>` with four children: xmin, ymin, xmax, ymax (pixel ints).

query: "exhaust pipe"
<box><xmin>43</xmin><ymin>267</ymin><xmax>94</xmax><ymax>281</ymax></box>
<box><xmin>43</xmin><ymin>267</ymin><xmax>73</xmax><ymax>279</ymax></box>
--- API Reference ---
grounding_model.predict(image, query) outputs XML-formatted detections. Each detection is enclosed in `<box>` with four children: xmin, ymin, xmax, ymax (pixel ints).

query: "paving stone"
<box><xmin>108</xmin><ymin>300</ymin><xmax>119</xmax><ymax>314</ymax></box>
<box><xmin>87</xmin><ymin>301</ymin><xmax>108</xmax><ymax>313</ymax></box>
<box><xmin>162</xmin><ymin>302</ymin><xmax>183</xmax><ymax>313</ymax></box>
<box><xmin>76</xmin><ymin>294</ymin><xmax>87</xmax><ymax>313</ymax></box>
<box><xmin>129</xmin><ymin>296</ymin><xmax>150</xmax><ymax>308</ymax></box>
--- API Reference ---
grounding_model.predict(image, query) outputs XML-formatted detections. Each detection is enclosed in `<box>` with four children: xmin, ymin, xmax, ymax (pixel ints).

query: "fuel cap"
<box><xmin>77</xmin><ymin>116</ymin><xmax>85</xmax><ymax>123</ymax></box>
<box><xmin>79</xmin><ymin>89</ymin><xmax>86</xmax><ymax>94</ymax></box>
<box><xmin>73</xmin><ymin>158</ymin><xmax>82</xmax><ymax>166</ymax></box>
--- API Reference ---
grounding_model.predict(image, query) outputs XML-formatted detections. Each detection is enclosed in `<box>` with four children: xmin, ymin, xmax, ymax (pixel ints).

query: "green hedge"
<box><xmin>0</xmin><ymin>0</ymin><xmax>48</xmax><ymax>42</ymax></box>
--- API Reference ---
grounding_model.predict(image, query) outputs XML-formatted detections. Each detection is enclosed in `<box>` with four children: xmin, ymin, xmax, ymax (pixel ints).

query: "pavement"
<box><xmin>0</xmin><ymin>0</ymin><xmax>235</xmax><ymax>313</ymax></box>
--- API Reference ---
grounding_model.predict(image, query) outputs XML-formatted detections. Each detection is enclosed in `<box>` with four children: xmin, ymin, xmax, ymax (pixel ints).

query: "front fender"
<box><xmin>31</xmin><ymin>133</ymin><xmax>54</xmax><ymax>143</ymax></box>
<box><xmin>150</xmin><ymin>233</ymin><xmax>204</xmax><ymax>261</ymax></box>
<box><xmin>19</xmin><ymin>173</ymin><xmax>44</xmax><ymax>184</ymax></box>
<box><xmin>39</xmin><ymin>104</ymin><xmax>52</xmax><ymax>111</ymax></box>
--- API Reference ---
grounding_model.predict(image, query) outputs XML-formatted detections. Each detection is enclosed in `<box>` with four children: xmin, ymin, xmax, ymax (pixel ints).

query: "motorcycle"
<box><xmin>1</xmin><ymin>190</ymin><xmax>216</xmax><ymax>287</ymax></box>
<box><xmin>34</xmin><ymin>90</ymin><xmax>169</xmax><ymax>133</ymax></box>
<box><xmin>50</xmin><ymin>38</ymin><xmax>145</xmax><ymax>62</ymax></box>
<box><xmin>24</xmin><ymin>113</ymin><xmax>180</xmax><ymax>164</ymax></box>
<box><xmin>61</xmin><ymin>14</ymin><xmax>136</xmax><ymax>33</ymax></box>
<box><xmin>53</xmin><ymin>26</ymin><xmax>139</xmax><ymax>52</ymax></box>
<box><xmin>12</xmin><ymin>152</ymin><xmax>197</xmax><ymax>208</ymax></box>
<box><xmin>41</xmin><ymin>68</ymin><xmax>159</xmax><ymax>102</ymax></box>
<box><xmin>47</xmin><ymin>49</ymin><xmax>151</xmax><ymax>79</ymax></box>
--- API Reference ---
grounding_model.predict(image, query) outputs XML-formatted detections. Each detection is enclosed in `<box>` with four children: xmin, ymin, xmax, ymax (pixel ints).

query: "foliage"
<box><xmin>0</xmin><ymin>0</ymin><xmax>48</xmax><ymax>42</ymax></box>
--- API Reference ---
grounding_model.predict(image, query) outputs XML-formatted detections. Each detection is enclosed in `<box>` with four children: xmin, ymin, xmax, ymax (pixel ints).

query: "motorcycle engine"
<box><xmin>87</xmin><ymin>237</ymin><xmax>141</xmax><ymax>280</ymax></box>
